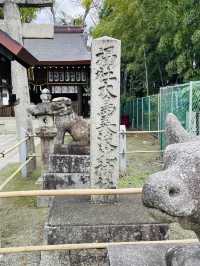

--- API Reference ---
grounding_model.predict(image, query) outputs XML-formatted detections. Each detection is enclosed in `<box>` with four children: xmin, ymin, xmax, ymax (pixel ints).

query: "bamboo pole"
<box><xmin>0</xmin><ymin>157</ymin><xmax>34</xmax><ymax>191</ymax></box>
<box><xmin>0</xmin><ymin>239</ymin><xmax>198</xmax><ymax>254</ymax></box>
<box><xmin>0</xmin><ymin>137</ymin><xmax>29</xmax><ymax>159</ymax></box>
<box><xmin>0</xmin><ymin>188</ymin><xmax>142</xmax><ymax>198</ymax></box>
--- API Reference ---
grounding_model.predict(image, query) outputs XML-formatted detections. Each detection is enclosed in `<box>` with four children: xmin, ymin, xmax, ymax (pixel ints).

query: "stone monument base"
<box><xmin>43</xmin><ymin>172</ymin><xmax>90</xmax><ymax>190</ymax></box>
<box><xmin>41</xmin><ymin>195</ymin><xmax>169</xmax><ymax>265</ymax></box>
<box><xmin>54</xmin><ymin>144</ymin><xmax>90</xmax><ymax>155</ymax></box>
<box><xmin>37</xmin><ymin>154</ymin><xmax>90</xmax><ymax>207</ymax></box>
<box><xmin>44</xmin><ymin>154</ymin><xmax>90</xmax><ymax>190</ymax></box>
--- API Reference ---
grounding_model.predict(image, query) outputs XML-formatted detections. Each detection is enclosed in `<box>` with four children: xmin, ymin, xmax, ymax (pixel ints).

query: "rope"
<box><xmin>0</xmin><ymin>239</ymin><xmax>198</xmax><ymax>254</ymax></box>
<box><xmin>0</xmin><ymin>188</ymin><xmax>142</xmax><ymax>198</ymax></box>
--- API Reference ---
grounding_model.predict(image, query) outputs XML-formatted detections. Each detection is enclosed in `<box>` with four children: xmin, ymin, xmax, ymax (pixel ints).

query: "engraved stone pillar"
<box><xmin>90</xmin><ymin>36</ymin><xmax>121</xmax><ymax>202</ymax></box>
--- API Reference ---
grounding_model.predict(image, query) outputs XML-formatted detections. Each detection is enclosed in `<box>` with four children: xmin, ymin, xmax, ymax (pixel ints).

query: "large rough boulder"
<box><xmin>142</xmin><ymin>113</ymin><xmax>200</xmax><ymax>265</ymax></box>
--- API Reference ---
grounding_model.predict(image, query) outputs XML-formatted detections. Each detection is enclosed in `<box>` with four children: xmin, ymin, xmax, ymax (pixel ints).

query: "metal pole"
<box><xmin>159</xmin><ymin>89</ymin><xmax>162</xmax><ymax>150</ymax></box>
<box><xmin>158</xmin><ymin>94</ymin><xmax>160</xmax><ymax>133</ymax></box>
<box><xmin>137</xmin><ymin>98</ymin><xmax>139</xmax><ymax>129</ymax></box>
<box><xmin>189</xmin><ymin>81</ymin><xmax>193</xmax><ymax>133</ymax></box>
<box><xmin>171</xmin><ymin>87</ymin><xmax>174</xmax><ymax>113</ymax></box>
<box><xmin>132</xmin><ymin>100</ymin><xmax>134</xmax><ymax>128</ymax></box>
<box><xmin>142</xmin><ymin>97</ymin><xmax>144</xmax><ymax>130</ymax></box>
<box><xmin>148</xmin><ymin>96</ymin><xmax>150</xmax><ymax>131</ymax></box>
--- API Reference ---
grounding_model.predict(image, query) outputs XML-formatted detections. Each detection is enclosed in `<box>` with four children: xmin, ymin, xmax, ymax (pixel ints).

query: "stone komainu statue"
<box><xmin>143</xmin><ymin>113</ymin><xmax>200</xmax><ymax>266</ymax></box>
<box><xmin>28</xmin><ymin>96</ymin><xmax>90</xmax><ymax>147</ymax></box>
<box><xmin>51</xmin><ymin>97</ymin><xmax>90</xmax><ymax>146</ymax></box>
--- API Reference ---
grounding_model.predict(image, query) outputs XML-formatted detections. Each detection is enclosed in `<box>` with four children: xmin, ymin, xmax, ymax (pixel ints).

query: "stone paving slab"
<box><xmin>0</xmin><ymin>253</ymin><xmax>41</xmax><ymax>266</ymax></box>
<box><xmin>108</xmin><ymin>243</ymin><xmax>199</xmax><ymax>266</ymax></box>
<box><xmin>47</xmin><ymin>195</ymin><xmax>156</xmax><ymax>226</ymax></box>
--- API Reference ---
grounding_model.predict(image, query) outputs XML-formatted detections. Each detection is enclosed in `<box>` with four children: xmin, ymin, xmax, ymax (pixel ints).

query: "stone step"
<box><xmin>49</xmin><ymin>154</ymin><xmax>90</xmax><ymax>173</ymax></box>
<box><xmin>41</xmin><ymin>195</ymin><xmax>169</xmax><ymax>266</ymax></box>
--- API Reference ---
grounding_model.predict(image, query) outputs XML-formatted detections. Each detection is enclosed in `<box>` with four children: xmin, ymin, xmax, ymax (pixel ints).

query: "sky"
<box><xmin>35</xmin><ymin>0</ymin><xmax>84</xmax><ymax>24</ymax></box>
<box><xmin>34</xmin><ymin>0</ymin><xmax>99</xmax><ymax>27</ymax></box>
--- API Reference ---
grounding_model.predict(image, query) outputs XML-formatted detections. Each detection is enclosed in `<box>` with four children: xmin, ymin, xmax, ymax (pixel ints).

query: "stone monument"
<box><xmin>90</xmin><ymin>36</ymin><xmax>121</xmax><ymax>202</ymax></box>
<box><xmin>142</xmin><ymin>113</ymin><xmax>200</xmax><ymax>265</ymax></box>
<box><xmin>0</xmin><ymin>0</ymin><xmax>53</xmax><ymax>176</ymax></box>
<box><xmin>40</xmin><ymin>37</ymin><xmax>169</xmax><ymax>266</ymax></box>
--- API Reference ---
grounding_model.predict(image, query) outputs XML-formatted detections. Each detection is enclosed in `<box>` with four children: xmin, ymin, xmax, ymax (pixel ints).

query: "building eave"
<box><xmin>35</xmin><ymin>60</ymin><xmax>91</xmax><ymax>66</ymax></box>
<box><xmin>0</xmin><ymin>30</ymin><xmax>38</xmax><ymax>67</ymax></box>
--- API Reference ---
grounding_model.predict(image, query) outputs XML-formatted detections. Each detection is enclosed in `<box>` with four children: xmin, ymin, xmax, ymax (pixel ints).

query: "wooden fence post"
<box><xmin>120</xmin><ymin>125</ymin><xmax>127</xmax><ymax>177</ymax></box>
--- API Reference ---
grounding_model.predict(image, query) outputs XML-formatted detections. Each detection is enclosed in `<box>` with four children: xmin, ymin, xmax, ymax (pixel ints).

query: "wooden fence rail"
<box><xmin>0</xmin><ymin>188</ymin><xmax>142</xmax><ymax>198</ymax></box>
<box><xmin>0</xmin><ymin>239</ymin><xmax>198</xmax><ymax>254</ymax></box>
<box><xmin>0</xmin><ymin>137</ymin><xmax>29</xmax><ymax>159</ymax></box>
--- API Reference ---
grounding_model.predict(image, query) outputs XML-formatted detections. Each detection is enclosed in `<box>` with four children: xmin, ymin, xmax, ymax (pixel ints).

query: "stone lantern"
<box><xmin>28</xmin><ymin>88</ymin><xmax>57</xmax><ymax>170</ymax></box>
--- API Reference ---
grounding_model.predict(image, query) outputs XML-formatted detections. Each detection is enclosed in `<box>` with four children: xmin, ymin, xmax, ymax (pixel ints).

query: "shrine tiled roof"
<box><xmin>0</xmin><ymin>29</ymin><xmax>38</xmax><ymax>67</ymax></box>
<box><xmin>24</xmin><ymin>26</ymin><xmax>91</xmax><ymax>65</ymax></box>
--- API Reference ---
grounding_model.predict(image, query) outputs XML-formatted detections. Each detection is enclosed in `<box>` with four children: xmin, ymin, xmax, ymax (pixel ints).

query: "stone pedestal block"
<box><xmin>54</xmin><ymin>144</ymin><xmax>90</xmax><ymax>155</ymax></box>
<box><xmin>38</xmin><ymin>155</ymin><xmax>90</xmax><ymax>207</ymax></box>
<box><xmin>49</xmin><ymin>155</ymin><xmax>90</xmax><ymax>174</ymax></box>
<box><xmin>43</xmin><ymin>173</ymin><xmax>90</xmax><ymax>189</ymax></box>
<box><xmin>41</xmin><ymin>195</ymin><xmax>169</xmax><ymax>265</ymax></box>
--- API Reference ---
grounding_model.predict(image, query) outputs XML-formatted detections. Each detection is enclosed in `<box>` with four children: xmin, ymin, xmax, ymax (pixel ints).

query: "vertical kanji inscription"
<box><xmin>90</xmin><ymin>37</ymin><xmax>121</xmax><ymax>193</ymax></box>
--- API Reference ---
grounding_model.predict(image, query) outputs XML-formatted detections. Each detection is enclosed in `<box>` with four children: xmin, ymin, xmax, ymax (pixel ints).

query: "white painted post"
<box><xmin>119</xmin><ymin>125</ymin><xmax>126</xmax><ymax>177</ymax></box>
<box><xmin>90</xmin><ymin>36</ymin><xmax>121</xmax><ymax>203</ymax></box>
<box><xmin>19</xmin><ymin>128</ymin><xmax>28</xmax><ymax>177</ymax></box>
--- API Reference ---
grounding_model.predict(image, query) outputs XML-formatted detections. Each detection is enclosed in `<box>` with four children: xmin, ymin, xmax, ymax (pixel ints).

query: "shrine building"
<box><xmin>0</xmin><ymin>26</ymin><xmax>91</xmax><ymax>117</ymax></box>
<box><xmin>24</xmin><ymin>26</ymin><xmax>91</xmax><ymax>117</ymax></box>
<box><xmin>0</xmin><ymin>29</ymin><xmax>37</xmax><ymax>116</ymax></box>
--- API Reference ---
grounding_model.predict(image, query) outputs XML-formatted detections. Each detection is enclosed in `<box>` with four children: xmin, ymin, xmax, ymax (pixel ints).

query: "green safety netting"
<box><xmin>120</xmin><ymin>81</ymin><xmax>200</xmax><ymax>150</ymax></box>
